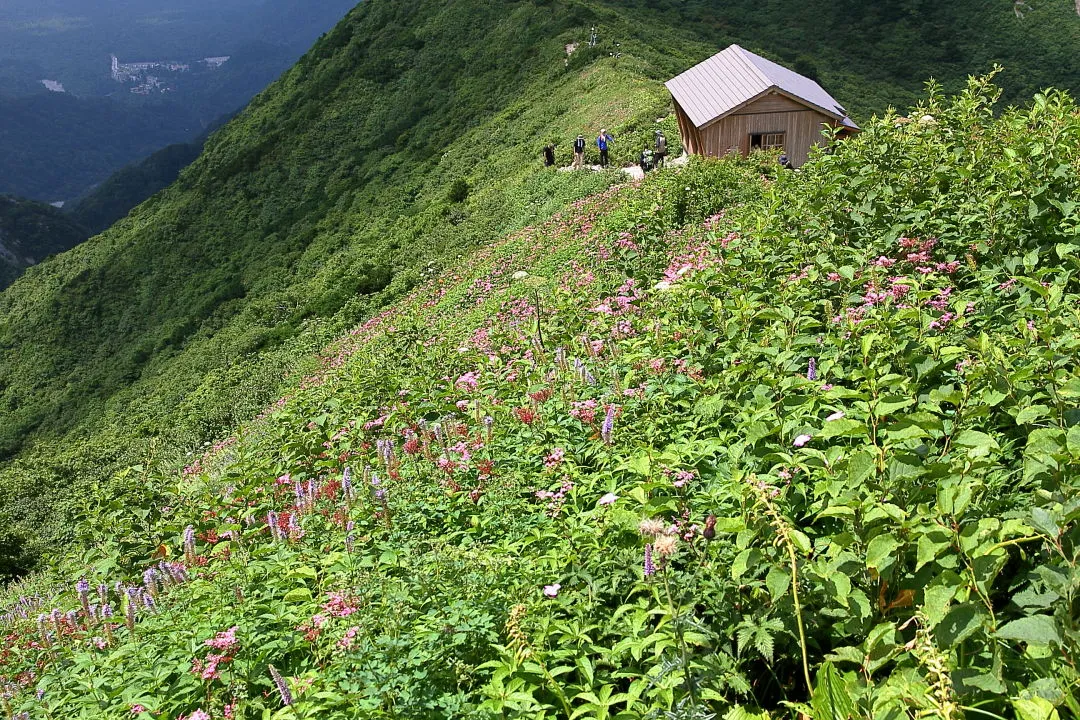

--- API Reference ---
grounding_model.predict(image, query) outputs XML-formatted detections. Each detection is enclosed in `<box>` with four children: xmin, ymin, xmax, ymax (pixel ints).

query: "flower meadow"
<box><xmin>2</xmin><ymin>77</ymin><xmax>1080</xmax><ymax>719</ymax></box>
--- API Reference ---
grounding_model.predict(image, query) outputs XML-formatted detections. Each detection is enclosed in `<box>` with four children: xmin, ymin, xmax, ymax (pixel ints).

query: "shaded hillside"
<box><xmin>0</xmin><ymin>196</ymin><xmax>87</xmax><ymax>289</ymax></box>
<box><xmin>0</xmin><ymin>0</ymin><xmax>1078</xmax><ymax>571</ymax></box>
<box><xmin>0</xmin><ymin>93</ymin><xmax>201</xmax><ymax>202</ymax></box>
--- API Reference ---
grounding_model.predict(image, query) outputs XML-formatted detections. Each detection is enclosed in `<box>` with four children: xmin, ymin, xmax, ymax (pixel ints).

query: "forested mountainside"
<box><xmin>0</xmin><ymin>0</ymin><xmax>357</xmax><ymax>203</ymax></box>
<box><xmin>0</xmin><ymin>92</ymin><xmax>202</xmax><ymax>202</ymax></box>
<box><xmin>0</xmin><ymin>0</ymin><xmax>1078</xmax><ymax>714</ymax></box>
<box><xmin>0</xmin><ymin>196</ymin><xmax>87</xmax><ymax>289</ymax></box>
<box><xmin>69</xmin><ymin>140</ymin><xmax>209</xmax><ymax>237</ymax></box>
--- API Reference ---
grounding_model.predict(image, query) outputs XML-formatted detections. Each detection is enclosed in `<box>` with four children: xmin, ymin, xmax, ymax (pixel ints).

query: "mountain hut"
<box><xmin>665</xmin><ymin>44</ymin><xmax>858</xmax><ymax>167</ymax></box>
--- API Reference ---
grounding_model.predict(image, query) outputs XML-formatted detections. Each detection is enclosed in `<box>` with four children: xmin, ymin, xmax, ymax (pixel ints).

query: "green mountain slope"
<box><xmin>0</xmin><ymin>0</ymin><xmax>1077</xmax><ymax>589</ymax></box>
<box><xmin>1</xmin><ymin>76</ymin><xmax>1078</xmax><ymax>718</ymax></box>
<box><xmin>0</xmin><ymin>196</ymin><xmax>87</xmax><ymax>289</ymax></box>
<box><xmin>69</xmin><ymin>141</ymin><xmax>207</xmax><ymax>237</ymax></box>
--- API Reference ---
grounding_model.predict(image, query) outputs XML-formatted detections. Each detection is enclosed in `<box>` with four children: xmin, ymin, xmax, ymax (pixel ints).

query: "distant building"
<box><xmin>665</xmin><ymin>44</ymin><xmax>858</xmax><ymax>167</ymax></box>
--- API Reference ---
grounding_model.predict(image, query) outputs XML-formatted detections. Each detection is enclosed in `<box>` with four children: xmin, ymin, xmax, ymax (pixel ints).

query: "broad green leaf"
<box><xmin>1013</xmin><ymin>696</ymin><xmax>1060</xmax><ymax>720</ymax></box>
<box><xmin>937</xmin><ymin>603</ymin><xmax>986</xmax><ymax>647</ymax></box>
<box><xmin>865</xmin><ymin>533</ymin><xmax>900</xmax><ymax>572</ymax></box>
<box><xmin>996</xmin><ymin>615</ymin><xmax>1061</xmax><ymax>646</ymax></box>
<box><xmin>811</xmin><ymin>661</ymin><xmax>855</xmax><ymax>720</ymax></box>
<box><xmin>953</xmin><ymin>430</ymin><xmax>998</xmax><ymax>458</ymax></box>
<box><xmin>283</xmin><ymin>587</ymin><xmax>312</xmax><ymax>603</ymax></box>
<box><xmin>818</xmin><ymin>418</ymin><xmax>867</xmax><ymax>439</ymax></box>
<box><xmin>1016</xmin><ymin>405</ymin><xmax>1050</xmax><ymax>425</ymax></box>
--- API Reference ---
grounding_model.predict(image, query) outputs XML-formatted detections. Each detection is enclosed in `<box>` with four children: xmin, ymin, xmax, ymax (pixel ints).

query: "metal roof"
<box><xmin>665</xmin><ymin>44</ymin><xmax>858</xmax><ymax>130</ymax></box>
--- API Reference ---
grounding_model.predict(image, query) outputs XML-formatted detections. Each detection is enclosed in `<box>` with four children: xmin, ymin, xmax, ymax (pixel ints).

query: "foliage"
<box><xmin>1</xmin><ymin>75</ymin><xmax>1078</xmax><ymax>718</ymax></box>
<box><xmin>68</xmin><ymin>142</ymin><xmax>206</xmax><ymax>236</ymax></box>
<box><xmin>0</xmin><ymin>196</ymin><xmax>87</xmax><ymax>289</ymax></box>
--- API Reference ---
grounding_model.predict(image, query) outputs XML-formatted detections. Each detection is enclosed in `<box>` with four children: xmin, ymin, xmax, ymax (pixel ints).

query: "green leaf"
<box><xmin>731</xmin><ymin>548</ymin><xmax>761</xmax><ymax>581</ymax></box>
<box><xmin>1013</xmin><ymin>696</ymin><xmax>1060</xmax><ymax>720</ymax></box>
<box><xmin>766</xmin><ymin>565</ymin><xmax>790</xmax><ymax>600</ymax></box>
<box><xmin>282</xmin><ymin>587</ymin><xmax>312</xmax><ymax>603</ymax></box>
<box><xmin>1030</xmin><ymin>507</ymin><xmax>1061</xmax><ymax>538</ymax></box>
<box><xmin>818</xmin><ymin>418</ymin><xmax>868</xmax><ymax>439</ymax></box>
<box><xmin>865</xmin><ymin>533</ymin><xmax>901</xmax><ymax>573</ymax></box>
<box><xmin>1067</xmin><ymin>425</ymin><xmax>1080</xmax><ymax>459</ymax></box>
<box><xmin>953</xmin><ymin>430</ymin><xmax>998</xmax><ymax>458</ymax></box>
<box><xmin>811</xmin><ymin>661</ymin><xmax>855</xmax><ymax>720</ymax></box>
<box><xmin>936</xmin><ymin>603</ymin><xmax>986</xmax><ymax>646</ymax></box>
<box><xmin>628</xmin><ymin>453</ymin><xmax>651</xmax><ymax>476</ymax></box>
<box><xmin>846</xmin><ymin>450</ymin><xmax>876</xmax><ymax>483</ymax></box>
<box><xmin>1016</xmin><ymin>405</ymin><xmax>1050</xmax><ymax>425</ymax></box>
<box><xmin>996</xmin><ymin>615</ymin><xmax>1061</xmax><ymax>646</ymax></box>
<box><xmin>923</xmin><ymin>581</ymin><xmax>959</xmax><ymax>627</ymax></box>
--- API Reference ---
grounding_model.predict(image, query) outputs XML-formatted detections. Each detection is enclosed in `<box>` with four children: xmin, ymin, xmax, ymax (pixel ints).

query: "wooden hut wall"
<box><xmin>672</xmin><ymin>99</ymin><xmax>702</xmax><ymax>155</ymax></box>
<box><xmin>694</xmin><ymin>94</ymin><xmax>835</xmax><ymax>166</ymax></box>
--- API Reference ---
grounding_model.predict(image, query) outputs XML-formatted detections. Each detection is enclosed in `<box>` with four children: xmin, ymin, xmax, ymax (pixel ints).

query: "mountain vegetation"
<box><xmin>69</xmin><ymin>140</ymin><xmax>209</xmax><ymax>237</ymax></box>
<box><xmin>0</xmin><ymin>196</ymin><xmax>87</xmax><ymax>289</ymax></box>
<box><xmin>0</xmin><ymin>92</ymin><xmax>202</xmax><ymax>202</ymax></box>
<box><xmin>0</xmin><ymin>0</ymin><xmax>357</xmax><ymax>202</ymax></box>
<box><xmin>0</xmin><ymin>0</ymin><xmax>1078</xmax><ymax>717</ymax></box>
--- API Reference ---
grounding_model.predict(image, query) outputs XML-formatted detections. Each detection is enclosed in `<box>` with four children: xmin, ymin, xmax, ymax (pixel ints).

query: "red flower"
<box><xmin>513</xmin><ymin>407</ymin><xmax>538</xmax><ymax>424</ymax></box>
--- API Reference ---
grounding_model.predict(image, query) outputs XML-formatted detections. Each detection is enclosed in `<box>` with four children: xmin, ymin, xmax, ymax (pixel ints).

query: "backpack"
<box><xmin>656</xmin><ymin>135</ymin><xmax>667</xmax><ymax>153</ymax></box>
<box><xmin>574</xmin><ymin>138</ymin><xmax>586</xmax><ymax>153</ymax></box>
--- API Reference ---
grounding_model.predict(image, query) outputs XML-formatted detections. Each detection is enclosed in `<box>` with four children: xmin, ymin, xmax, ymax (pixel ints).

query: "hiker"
<box><xmin>596</xmin><ymin>129</ymin><xmax>614</xmax><ymax>167</ymax></box>
<box><xmin>639</xmin><ymin>145</ymin><xmax>654</xmax><ymax>173</ymax></box>
<box><xmin>654</xmin><ymin>131</ymin><xmax>668</xmax><ymax>168</ymax></box>
<box><xmin>543</xmin><ymin>143</ymin><xmax>556</xmax><ymax>167</ymax></box>
<box><xmin>573</xmin><ymin>135</ymin><xmax>586</xmax><ymax>169</ymax></box>
<box><xmin>778</xmin><ymin>153</ymin><xmax>794</xmax><ymax>170</ymax></box>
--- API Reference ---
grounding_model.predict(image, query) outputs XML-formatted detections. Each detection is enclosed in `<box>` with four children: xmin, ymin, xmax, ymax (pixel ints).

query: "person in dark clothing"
<box><xmin>639</xmin><ymin>145</ymin><xmax>654</xmax><ymax>173</ymax></box>
<box><xmin>596</xmin><ymin>129</ymin><xmax>614</xmax><ymax>167</ymax></box>
<box><xmin>543</xmin><ymin>144</ymin><xmax>556</xmax><ymax>167</ymax></box>
<box><xmin>573</xmin><ymin>135</ymin><xmax>586</xmax><ymax>169</ymax></box>
<box><xmin>654</xmin><ymin>131</ymin><xmax>668</xmax><ymax>168</ymax></box>
<box><xmin>778</xmin><ymin>154</ymin><xmax>794</xmax><ymax>170</ymax></box>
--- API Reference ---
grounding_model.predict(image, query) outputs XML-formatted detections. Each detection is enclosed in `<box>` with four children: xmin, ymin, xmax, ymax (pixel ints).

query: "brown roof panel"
<box><xmin>665</xmin><ymin>44</ymin><xmax>858</xmax><ymax>130</ymax></box>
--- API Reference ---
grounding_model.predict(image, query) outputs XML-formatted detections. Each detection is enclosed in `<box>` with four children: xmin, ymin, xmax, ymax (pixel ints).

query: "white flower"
<box><xmin>825</xmin><ymin>411</ymin><xmax>845</xmax><ymax>422</ymax></box>
<box><xmin>793</xmin><ymin>434</ymin><xmax>812</xmax><ymax>448</ymax></box>
<box><xmin>512</xmin><ymin>271</ymin><xmax>530</xmax><ymax>280</ymax></box>
<box><xmin>653</xmin><ymin>281</ymin><xmax>673</xmax><ymax>291</ymax></box>
<box><xmin>598</xmin><ymin>492</ymin><xmax>618</xmax><ymax>506</ymax></box>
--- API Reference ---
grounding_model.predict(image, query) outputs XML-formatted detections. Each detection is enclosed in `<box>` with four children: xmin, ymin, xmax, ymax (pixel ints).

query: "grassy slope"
<box><xmin>0</xmin><ymin>0</ymin><xmax>1077</xmax><ymax>575</ymax></box>
<box><xmin>1</xmin><ymin>79</ymin><xmax>1078</xmax><ymax>717</ymax></box>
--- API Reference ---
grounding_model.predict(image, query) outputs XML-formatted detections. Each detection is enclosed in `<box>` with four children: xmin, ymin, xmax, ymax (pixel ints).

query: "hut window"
<box><xmin>750</xmin><ymin>132</ymin><xmax>785</xmax><ymax>150</ymax></box>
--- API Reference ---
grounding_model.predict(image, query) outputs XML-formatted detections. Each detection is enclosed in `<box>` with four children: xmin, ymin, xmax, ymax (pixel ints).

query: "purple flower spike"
<box><xmin>269</xmin><ymin>664</ymin><xmax>293</xmax><ymax>706</ymax></box>
<box><xmin>183</xmin><ymin>526</ymin><xmax>196</xmax><ymax>564</ymax></box>
<box><xmin>601</xmin><ymin>405</ymin><xmax>616</xmax><ymax>445</ymax></box>
<box><xmin>807</xmin><ymin>357</ymin><xmax>817</xmax><ymax>381</ymax></box>
<box><xmin>644</xmin><ymin>544</ymin><xmax>655</xmax><ymax>577</ymax></box>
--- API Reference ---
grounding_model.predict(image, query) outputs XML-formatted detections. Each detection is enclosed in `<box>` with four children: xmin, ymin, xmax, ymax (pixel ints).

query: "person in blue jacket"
<box><xmin>596</xmin><ymin>129</ymin><xmax>614</xmax><ymax>167</ymax></box>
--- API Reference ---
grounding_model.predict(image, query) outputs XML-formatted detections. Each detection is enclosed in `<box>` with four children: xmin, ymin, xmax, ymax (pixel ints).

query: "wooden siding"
<box><xmin>679</xmin><ymin>93</ymin><xmax>840</xmax><ymax>166</ymax></box>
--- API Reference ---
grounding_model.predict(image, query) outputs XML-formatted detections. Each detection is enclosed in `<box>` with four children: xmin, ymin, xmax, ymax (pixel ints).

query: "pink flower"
<box><xmin>598</xmin><ymin>492</ymin><xmax>618</xmax><ymax>506</ymax></box>
<box><xmin>544</xmin><ymin>447</ymin><xmax>565</xmax><ymax>468</ymax></box>
<box><xmin>205</xmin><ymin>626</ymin><xmax>239</xmax><ymax>652</ymax></box>
<box><xmin>187</xmin><ymin>711</ymin><xmax>211</xmax><ymax>720</ymax></box>
<box><xmin>131</xmin><ymin>706</ymin><xmax>147</xmax><ymax>715</ymax></box>
<box><xmin>793</xmin><ymin>434</ymin><xmax>812</xmax><ymax>448</ymax></box>
<box><xmin>825</xmin><ymin>411</ymin><xmax>845</xmax><ymax>422</ymax></box>
<box><xmin>543</xmin><ymin>584</ymin><xmax>561</xmax><ymax>598</ymax></box>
